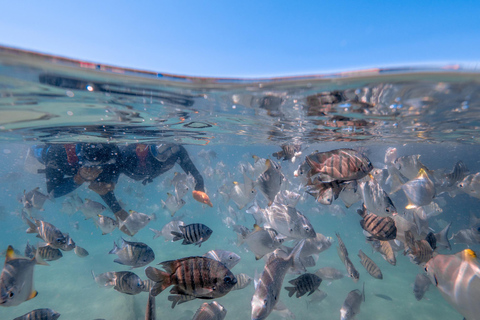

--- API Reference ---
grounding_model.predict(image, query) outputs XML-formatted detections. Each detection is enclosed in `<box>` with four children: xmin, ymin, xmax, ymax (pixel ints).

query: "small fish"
<box><xmin>192</xmin><ymin>190</ymin><xmax>213</xmax><ymax>207</ymax></box>
<box><xmin>255</xmin><ymin>158</ymin><xmax>284</xmax><ymax>206</ymax></box>
<box><xmin>343</xmin><ymin>256</ymin><xmax>360</xmax><ymax>283</ymax></box>
<box><xmin>402</xmin><ymin>168</ymin><xmax>436</xmax><ymax>209</ymax></box>
<box><xmin>0</xmin><ymin>246</ymin><xmax>48</xmax><ymax>307</ymax></box>
<box><xmin>80</xmin><ymin>198</ymin><xmax>106</xmax><ymax>220</ymax></box>
<box><xmin>457</xmin><ymin>172</ymin><xmax>480</xmax><ymax>199</ymax></box>
<box><xmin>374</xmin><ymin>293</ymin><xmax>392</xmax><ymax>301</ymax></box>
<box><xmin>424</xmin><ymin>249</ymin><xmax>480</xmax><ymax>320</ymax></box>
<box><xmin>336</xmin><ymin>232</ymin><xmax>349</xmax><ymax>261</ymax></box>
<box><xmin>74</xmin><ymin>246</ymin><xmax>89</xmax><ymax>258</ymax></box>
<box><xmin>193</xmin><ymin>301</ymin><xmax>227</xmax><ymax>320</ymax></box>
<box><xmin>119</xmin><ymin>210</ymin><xmax>154</xmax><ymax>236</ymax></box>
<box><xmin>229</xmin><ymin>167</ymin><xmax>257</xmax><ymax>210</ymax></box>
<box><xmin>24</xmin><ymin>216</ymin><xmax>66</xmax><ymax>249</ymax></box>
<box><xmin>375</xmin><ymin>240</ymin><xmax>396</xmax><ymax>266</ymax></box>
<box><xmin>231</xmin><ymin>273</ymin><xmax>252</xmax><ymax>291</ymax></box>
<box><xmin>171</xmin><ymin>223</ymin><xmax>213</xmax><ymax>247</ymax></box>
<box><xmin>251</xmin><ymin>240</ymin><xmax>305</xmax><ymax>320</ymax></box>
<box><xmin>413</xmin><ymin>273</ymin><xmax>431</xmax><ymax>301</ymax></box>
<box><xmin>284</xmin><ymin>273</ymin><xmax>322</xmax><ymax>298</ymax></box>
<box><xmin>340</xmin><ymin>283</ymin><xmax>365</xmax><ymax>320</ymax></box>
<box><xmin>272</xmin><ymin>144</ymin><xmax>302</xmax><ymax>162</ymax></box>
<box><xmin>92</xmin><ymin>270</ymin><xmax>145</xmax><ymax>295</ymax></box>
<box><xmin>300</xmin><ymin>148</ymin><xmax>373</xmax><ymax>183</ymax></box>
<box><xmin>260</xmin><ymin>202</ymin><xmax>316</xmax><ymax>239</ymax></box>
<box><xmin>451</xmin><ymin>228</ymin><xmax>480</xmax><ymax>245</ymax></box>
<box><xmin>314</xmin><ymin>267</ymin><xmax>344</xmax><ymax>280</ymax></box>
<box><xmin>393</xmin><ymin>154</ymin><xmax>431</xmax><ymax>181</ymax></box>
<box><xmin>21</xmin><ymin>187</ymin><xmax>52</xmax><ymax>213</ymax></box>
<box><xmin>203</xmin><ymin>250</ymin><xmax>241</xmax><ymax>269</ymax></box>
<box><xmin>358</xmin><ymin>250</ymin><xmax>383</xmax><ymax>280</ymax></box>
<box><xmin>151</xmin><ymin>220</ymin><xmax>185</xmax><ymax>241</ymax></box>
<box><xmin>171</xmin><ymin>172</ymin><xmax>195</xmax><ymax>201</ymax></box>
<box><xmin>161</xmin><ymin>193</ymin><xmax>186</xmax><ymax>216</ymax></box>
<box><xmin>25</xmin><ymin>243</ymin><xmax>63</xmax><ymax>261</ymax></box>
<box><xmin>307</xmin><ymin>289</ymin><xmax>327</xmax><ymax>307</ymax></box>
<box><xmin>13</xmin><ymin>308</ymin><xmax>60</xmax><ymax>320</ymax></box>
<box><xmin>238</xmin><ymin>225</ymin><xmax>284</xmax><ymax>260</ymax></box>
<box><xmin>145</xmin><ymin>256</ymin><xmax>237</xmax><ymax>298</ymax></box>
<box><xmin>109</xmin><ymin>238</ymin><xmax>155</xmax><ymax>268</ymax></box>
<box><xmin>60</xmin><ymin>199</ymin><xmax>77</xmax><ymax>216</ymax></box>
<box><xmin>404</xmin><ymin>231</ymin><xmax>434</xmax><ymax>265</ymax></box>
<box><xmin>95</xmin><ymin>214</ymin><xmax>118</xmax><ymax>235</ymax></box>
<box><xmin>339</xmin><ymin>182</ymin><xmax>362</xmax><ymax>208</ymax></box>
<box><xmin>360</xmin><ymin>177</ymin><xmax>396</xmax><ymax>216</ymax></box>
<box><xmin>357</xmin><ymin>204</ymin><xmax>397</xmax><ymax>241</ymax></box>
<box><xmin>281</xmin><ymin>233</ymin><xmax>333</xmax><ymax>260</ymax></box>
<box><xmin>306</xmin><ymin>180</ymin><xmax>342</xmax><ymax>205</ymax></box>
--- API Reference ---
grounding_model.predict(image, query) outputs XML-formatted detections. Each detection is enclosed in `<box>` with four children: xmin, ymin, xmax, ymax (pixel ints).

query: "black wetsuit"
<box><xmin>119</xmin><ymin>144</ymin><xmax>205</xmax><ymax>192</ymax></box>
<box><xmin>43</xmin><ymin>144</ymin><xmax>123</xmax><ymax>213</ymax></box>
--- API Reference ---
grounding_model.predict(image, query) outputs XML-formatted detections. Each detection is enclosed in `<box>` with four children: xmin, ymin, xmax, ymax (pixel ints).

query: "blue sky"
<box><xmin>1</xmin><ymin>1</ymin><xmax>479</xmax><ymax>77</ymax></box>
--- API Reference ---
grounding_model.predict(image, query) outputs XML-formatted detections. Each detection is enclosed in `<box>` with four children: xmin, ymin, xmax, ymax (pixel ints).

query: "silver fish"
<box><xmin>193</xmin><ymin>301</ymin><xmax>227</xmax><ymax>320</ymax></box>
<box><xmin>281</xmin><ymin>233</ymin><xmax>333</xmax><ymax>260</ymax></box>
<box><xmin>458</xmin><ymin>172</ymin><xmax>480</xmax><ymax>199</ymax></box>
<box><xmin>255</xmin><ymin>159</ymin><xmax>284</xmax><ymax>206</ymax></box>
<box><xmin>239</xmin><ymin>225</ymin><xmax>284</xmax><ymax>260</ymax></box>
<box><xmin>424</xmin><ymin>249</ymin><xmax>480</xmax><ymax>320</ymax></box>
<box><xmin>161</xmin><ymin>193</ymin><xmax>186</xmax><ymax>217</ymax></box>
<box><xmin>231</xmin><ymin>273</ymin><xmax>252</xmax><ymax>291</ymax></box>
<box><xmin>451</xmin><ymin>228</ymin><xmax>480</xmax><ymax>245</ymax></box>
<box><xmin>402</xmin><ymin>168</ymin><xmax>436</xmax><ymax>209</ymax></box>
<box><xmin>92</xmin><ymin>270</ymin><xmax>145</xmax><ymax>295</ymax></box>
<box><xmin>22</xmin><ymin>187</ymin><xmax>52</xmax><ymax>212</ymax></box>
<box><xmin>119</xmin><ymin>210</ymin><xmax>154</xmax><ymax>236</ymax></box>
<box><xmin>340</xmin><ymin>283</ymin><xmax>365</xmax><ymax>320</ymax></box>
<box><xmin>229</xmin><ymin>167</ymin><xmax>257</xmax><ymax>210</ymax></box>
<box><xmin>307</xmin><ymin>289</ymin><xmax>327</xmax><ymax>307</ymax></box>
<box><xmin>272</xmin><ymin>144</ymin><xmax>302</xmax><ymax>162</ymax></box>
<box><xmin>25</xmin><ymin>243</ymin><xmax>62</xmax><ymax>262</ymax></box>
<box><xmin>171</xmin><ymin>172</ymin><xmax>195</xmax><ymax>201</ymax></box>
<box><xmin>150</xmin><ymin>220</ymin><xmax>185</xmax><ymax>241</ymax></box>
<box><xmin>95</xmin><ymin>214</ymin><xmax>118</xmax><ymax>235</ymax></box>
<box><xmin>314</xmin><ymin>267</ymin><xmax>344</xmax><ymax>281</ymax></box>
<box><xmin>434</xmin><ymin>222</ymin><xmax>452</xmax><ymax>250</ymax></box>
<box><xmin>393</xmin><ymin>154</ymin><xmax>430</xmax><ymax>181</ymax></box>
<box><xmin>13</xmin><ymin>308</ymin><xmax>60</xmax><ymax>320</ymax></box>
<box><xmin>74</xmin><ymin>245</ymin><xmax>89</xmax><ymax>258</ymax></box>
<box><xmin>58</xmin><ymin>233</ymin><xmax>75</xmax><ymax>252</ymax></box>
<box><xmin>260</xmin><ymin>203</ymin><xmax>316</xmax><ymax>239</ymax></box>
<box><xmin>24</xmin><ymin>216</ymin><xmax>66</xmax><ymax>249</ymax></box>
<box><xmin>339</xmin><ymin>182</ymin><xmax>362</xmax><ymax>208</ymax></box>
<box><xmin>0</xmin><ymin>246</ymin><xmax>48</xmax><ymax>307</ymax></box>
<box><xmin>251</xmin><ymin>240</ymin><xmax>305</xmax><ymax>320</ymax></box>
<box><xmin>80</xmin><ymin>198</ymin><xmax>106</xmax><ymax>220</ymax></box>
<box><xmin>109</xmin><ymin>238</ymin><xmax>155</xmax><ymax>268</ymax></box>
<box><xmin>203</xmin><ymin>250</ymin><xmax>241</xmax><ymax>269</ymax></box>
<box><xmin>360</xmin><ymin>178</ymin><xmax>396</xmax><ymax>216</ymax></box>
<box><xmin>413</xmin><ymin>273</ymin><xmax>431</xmax><ymax>301</ymax></box>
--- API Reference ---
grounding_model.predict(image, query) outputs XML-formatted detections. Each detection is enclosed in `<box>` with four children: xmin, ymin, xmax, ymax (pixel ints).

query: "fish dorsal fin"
<box><xmin>253</xmin><ymin>224</ymin><xmax>263</xmax><ymax>232</ymax></box>
<box><xmin>5</xmin><ymin>245</ymin><xmax>17</xmax><ymax>261</ymax></box>
<box><xmin>461</xmin><ymin>249</ymin><xmax>478</xmax><ymax>262</ymax></box>
<box><xmin>265</xmin><ymin>159</ymin><xmax>271</xmax><ymax>169</ymax></box>
<box><xmin>418</xmin><ymin>168</ymin><xmax>428</xmax><ymax>178</ymax></box>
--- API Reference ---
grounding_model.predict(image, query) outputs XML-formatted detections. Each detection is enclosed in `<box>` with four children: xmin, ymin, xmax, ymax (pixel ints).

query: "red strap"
<box><xmin>136</xmin><ymin>144</ymin><xmax>149</xmax><ymax>169</ymax></box>
<box><xmin>64</xmin><ymin>144</ymin><xmax>78</xmax><ymax>166</ymax></box>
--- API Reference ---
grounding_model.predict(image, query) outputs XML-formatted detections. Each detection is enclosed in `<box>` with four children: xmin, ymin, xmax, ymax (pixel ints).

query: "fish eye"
<box><xmin>304</xmin><ymin>227</ymin><xmax>310</xmax><ymax>232</ymax></box>
<box><xmin>8</xmin><ymin>291</ymin><xmax>14</xmax><ymax>298</ymax></box>
<box><xmin>289</xmin><ymin>228</ymin><xmax>293</xmax><ymax>232</ymax></box>
<box><xmin>263</xmin><ymin>298</ymin><xmax>268</xmax><ymax>304</ymax></box>
<box><xmin>386</xmin><ymin>208</ymin><xmax>391</xmax><ymax>213</ymax></box>
<box><xmin>224</xmin><ymin>276</ymin><xmax>232</xmax><ymax>283</ymax></box>
<box><xmin>459</xmin><ymin>183</ymin><xmax>464</xmax><ymax>188</ymax></box>
<box><xmin>229</xmin><ymin>256</ymin><xmax>233</xmax><ymax>260</ymax></box>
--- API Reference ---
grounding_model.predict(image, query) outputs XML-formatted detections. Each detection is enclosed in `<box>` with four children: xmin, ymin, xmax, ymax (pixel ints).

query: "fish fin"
<box><xmin>34</xmin><ymin>249</ymin><xmax>49</xmax><ymax>266</ymax></box>
<box><xmin>436</xmin><ymin>222</ymin><xmax>452</xmax><ymax>251</ymax></box>
<box><xmin>150</xmin><ymin>228</ymin><xmax>162</xmax><ymax>240</ymax></box>
<box><xmin>254</xmin><ymin>253</ymin><xmax>264</xmax><ymax>260</ymax></box>
<box><xmin>23</xmin><ymin>214</ymin><xmax>38</xmax><ymax>234</ymax></box>
<box><xmin>145</xmin><ymin>266</ymin><xmax>171</xmax><ymax>296</ymax></box>
<box><xmin>307</xmin><ymin>288</ymin><xmax>316</xmax><ymax>296</ymax></box>
<box><xmin>405</xmin><ymin>202</ymin><xmax>418</xmax><ymax>210</ymax></box>
<box><xmin>288</xmin><ymin>239</ymin><xmax>306</xmax><ymax>272</ymax></box>
<box><xmin>362</xmin><ymin>282</ymin><xmax>365</xmax><ymax>302</ymax></box>
<box><xmin>461</xmin><ymin>249</ymin><xmax>478</xmax><ymax>262</ymax></box>
<box><xmin>108</xmin><ymin>242</ymin><xmax>119</xmax><ymax>254</ymax></box>
<box><xmin>284</xmin><ymin>286</ymin><xmax>296</xmax><ymax>297</ymax></box>
<box><xmin>253</xmin><ymin>224</ymin><xmax>262</xmax><ymax>232</ymax></box>
<box><xmin>167</xmin><ymin>295</ymin><xmax>181</xmax><ymax>309</ymax></box>
<box><xmin>5</xmin><ymin>245</ymin><xmax>17</xmax><ymax>261</ymax></box>
<box><xmin>113</xmin><ymin>259</ymin><xmax>126</xmax><ymax>265</ymax></box>
<box><xmin>171</xmin><ymin>231</ymin><xmax>183</xmax><ymax>242</ymax></box>
<box><xmin>274</xmin><ymin>300</ymin><xmax>287</xmax><ymax>311</ymax></box>
<box><xmin>27</xmin><ymin>290</ymin><xmax>38</xmax><ymax>301</ymax></box>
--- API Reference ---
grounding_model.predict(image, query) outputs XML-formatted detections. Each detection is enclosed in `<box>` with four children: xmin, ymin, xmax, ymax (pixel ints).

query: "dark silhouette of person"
<box><xmin>119</xmin><ymin>143</ymin><xmax>212</xmax><ymax>207</ymax></box>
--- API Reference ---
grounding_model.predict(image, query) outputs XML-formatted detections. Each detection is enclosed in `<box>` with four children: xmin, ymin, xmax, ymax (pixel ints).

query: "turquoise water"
<box><xmin>0</xmin><ymin>46</ymin><xmax>480</xmax><ymax>320</ymax></box>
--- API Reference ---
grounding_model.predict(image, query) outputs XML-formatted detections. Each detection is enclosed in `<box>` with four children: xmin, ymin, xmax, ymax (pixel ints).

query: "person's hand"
<box><xmin>192</xmin><ymin>190</ymin><xmax>213</xmax><ymax>207</ymax></box>
<box><xmin>114</xmin><ymin>209</ymin><xmax>133</xmax><ymax>236</ymax></box>
<box><xmin>88</xmin><ymin>181</ymin><xmax>115</xmax><ymax>195</ymax></box>
<box><xmin>74</xmin><ymin>166</ymin><xmax>103</xmax><ymax>184</ymax></box>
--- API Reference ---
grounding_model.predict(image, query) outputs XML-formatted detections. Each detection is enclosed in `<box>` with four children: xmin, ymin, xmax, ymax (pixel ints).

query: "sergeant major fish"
<box><xmin>13</xmin><ymin>308</ymin><xmax>60</xmax><ymax>320</ymax></box>
<box><xmin>109</xmin><ymin>238</ymin><xmax>155</xmax><ymax>268</ymax></box>
<box><xmin>272</xmin><ymin>144</ymin><xmax>302</xmax><ymax>163</ymax></box>
<box><xmin>357</xmin><ymin>204</ymin><xmax>397</xmax><ymax>241</ymax></box>
<box><xmin>231</xmin><ymin>273</ymin><xmax>252</xmax><ymax>291</ymax></box>
<box><xmin>24</xmin><ymin>216</ymin><xmax>66</xmax><ymax>249</ymax></box>
<box><xmin>171</xmin><ymin>223</ymin><xmax>213</xmax><ymax>247</ymax></box>
<box><xmin>284</xmin><ymin>273</ymin><xmax>322</xmax><ymax>298</ymax></box>
<box><xmin>358</xmin><ymin>249</ymin><xmax>383</xmax><ymax>280</ymax></box>
<box><xmin>92</xmin><ymin>270</ymin><xmax>145</xmax><ymax>295</ymax></box>
<box><xmin>193</xmin><ymin>301</ymin><xmax>227</xmax><ymax>320</ymax></box>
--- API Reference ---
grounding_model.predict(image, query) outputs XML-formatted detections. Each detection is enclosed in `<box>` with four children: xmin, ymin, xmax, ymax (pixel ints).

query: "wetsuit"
<box><xmin>119</xmin><ymin>144</ymin><xmax>205</xmax><ymax>192</ymax></box>
<box><xmin>42</xmin><ymin>143</ymin><xmax>123</xmax><ymax>213</ymax></box>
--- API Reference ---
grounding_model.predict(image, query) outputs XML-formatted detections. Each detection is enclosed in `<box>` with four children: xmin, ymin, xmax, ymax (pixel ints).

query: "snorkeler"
<box><xmin>119</xmin><ymin>143</ymin><xmax>212</xmax><ymax>207</ymax></box>
<box><xmin>37</xmin><ymin>143</ymin><xmax>132</xmax><ymax>235</ymax></box>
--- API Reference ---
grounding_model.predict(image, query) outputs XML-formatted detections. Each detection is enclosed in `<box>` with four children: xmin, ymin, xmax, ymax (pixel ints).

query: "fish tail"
<box><xmin>171</xmin><ymin>231</ymin><xmax>183</xmax><ymax>242</ymax></box>
<box><xmin>108</xmin><ymin>241</ymin><xmax>119</xmax><ymax>254</ymax></box>
<box><xmin>437</xmin><ymin>222</ymin><xmax>452</xmax><ymax>250</ymax></box>
<box><xmin>284</xmin><ymin>286</ymin><xmax>296</xmax><ymax>297</ymax></box>
<box><xmin>23</xmin><ymin>213</ymin><xmax>37</xmax><ymax>233</ymax></box>
<box><xmin>167</xmin><ymin>295</ymin><xmax>181</xmax><ymax>309</ymax></box>
<box><xmin>145</xmin><ymin>266</ymin><xmax>171</xmax><ymax>296</ymax></box>
<box><xmin>362</xmin><ymin>282</ymin><xmax>365</xmax><ymax>302</ymax></box>
<box><xmin>288</xmin><ymin>239</ymin><xmax>306</xmax><ymax>272</ymax></box>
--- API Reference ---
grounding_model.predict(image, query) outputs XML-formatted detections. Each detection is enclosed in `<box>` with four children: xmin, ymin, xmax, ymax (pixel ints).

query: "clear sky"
<box><xmin>1</xmin><ymin>1</ymin><xmax>479</xmax><ymax>77</ymax></box>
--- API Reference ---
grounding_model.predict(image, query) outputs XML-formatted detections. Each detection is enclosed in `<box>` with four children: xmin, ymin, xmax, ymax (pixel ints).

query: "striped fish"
<box><xmin>13</xmin><ymin>308</ymin><xmax>60</xmax><ymax>320</ymax></box>
<box><xmin>145</xmin><ymin>256</ymin><xmax>237</xmax><ymax>298</ymax></box>
<box><xmin>255</xmin><ymin>159</ymin><xmax>284</xmax><ymax>206</ymax></box>
<box><xmin>171</xmin><ymin>223</ymin><xmax>213</xmax><ymax>247</ymax></box>
<box><xmin>92</xmin><ymin>270</ymin><xmax>145</xmax><ymax>295</ymax></box>
<box><xmin>358</xmin><ymin>250</ymin><xmax>383</xmax><ymax>279</ymax></box>
<box><xmin>335</xmin><ymin>232</ymin><xmax>349</xmax><ymax>260</ymax></box>
<box><xmin>357</xmin><ymin>204</ymin><xmax>397</xmax><ymax>241</ymax></box>
<box><xmin>344</xmin><ymin>255</ymin><xmax>360</xmax><ymax>283</ymax></box>
<box><xmin>284</xmin><ymin>273</ymin><xmax>322</xmax><ymax>298</ymax></box>
<box><xmin>167</xmin><ymin>294</ymin><xmax>197</xmax><ymax>308</ymax></box>
<box><xmin>24</xmin><ymin>216</ymin><xmax>66</xmax><ymax>249</ymax></box>
<box><xmin>109</xmin><ymin>238</ymin><xmax>155</xmax><ymax>268</ymax></box>
<box><xmin>371</xmin><ymin>240</ymin><xmax>396</xmax><ymax>266</ymax></box>
<box><xmin>404</xmin><ymin>230</ymin><xmax>434</xmax><ymax>264</ymax></box>
<box><xmin>193</xmin><ymin>301</ymin><xmax>227</xmax><ymax>320</ymax></box>
<box><xmin>306</xmin><ymin>181</ymin><xmax>342</xmax><ymax>205</ymax></box>
<box><xmin>304</xmin><ymin>148</ymin><xmax>373</xmax><ymax>183</ymax></box>
<box><xmin>25</xmin><ymin>242</ymin><xmax>62</xmax><ymax>262</ymax></box>
<box><xmin>231</xmin><ymin>273</ymin><xmax>252</xmax><ymax>291</ymax></box>
<box><xmin>145</xmin><ymin>292</ymin><xmax>156</xmax><ymax>320</ymax></box>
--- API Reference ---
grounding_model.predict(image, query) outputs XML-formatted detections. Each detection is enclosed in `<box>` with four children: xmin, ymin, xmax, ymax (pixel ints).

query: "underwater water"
<box><xmin>0</xmin><ymin>46</ymin><xmax>480</xmax><ymax>320</ymax></box>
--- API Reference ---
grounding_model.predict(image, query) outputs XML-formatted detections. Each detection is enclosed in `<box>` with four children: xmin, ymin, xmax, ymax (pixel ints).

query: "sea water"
<box><xmin>0</xmin><ymin>46</ymin><xmax>479</xmax><ymax>320</ymax></box>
